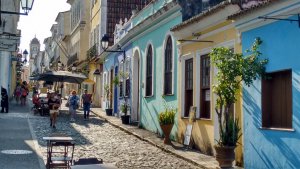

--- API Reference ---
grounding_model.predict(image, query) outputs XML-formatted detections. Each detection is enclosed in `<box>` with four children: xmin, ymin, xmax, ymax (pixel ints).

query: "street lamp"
<box><xmin>93</xmin><ymin>69</ymin><xmax>101</xmax><ymax>76</ymax></box>
<box><xmin>40</xmin><ymin>62</ymin><xmax>45</xmax><ymax>73</ymax></box>
<box><xmin>22</xmin><ymin>49</ymin><xmax>28</xmax><ymax>64</ymax></box>
<box><xmin>71</xmin><ymin>63</ymin><xmax>77</xmax><ymax>72</ymax></box>
<box><xmin>101</xmin><ymin>34</ymin><xmax>109</xmax><ymax>50</ymax></box>
<box><xmin>58</xmin><ymin>60</ymin><xmax>62</xmax><ymax>67</ymax></box>
<box><xmin>0</xmin><ymin>0</ymin><xmax>34</xmax><ymax>15</ymax></box>
<box><xmin>101</xmin><ymin>34</ymin><xmax>127</xmax><ymax>112</ymax></box>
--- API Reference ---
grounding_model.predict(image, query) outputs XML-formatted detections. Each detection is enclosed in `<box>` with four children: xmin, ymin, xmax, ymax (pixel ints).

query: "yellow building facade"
<box><xmin>85</xmin><ymin>0</ymin><xmax>101</xmax><ymax>106</ymax></box>
<box><xmin>171</xmin><ymin>3</ymin><xmax>243</xmax><ymax>165</ymax></box>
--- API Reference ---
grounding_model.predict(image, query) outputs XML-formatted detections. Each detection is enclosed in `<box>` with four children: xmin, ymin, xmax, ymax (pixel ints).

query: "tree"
<box><xmin>210</xmin><ymin>38</ymin><xmax>268</xmax><ymax>147</ymax></box>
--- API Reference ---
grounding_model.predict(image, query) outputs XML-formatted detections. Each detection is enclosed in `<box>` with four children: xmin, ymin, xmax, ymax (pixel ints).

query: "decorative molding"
<box><xmin>235</xmin><ymin>1</ymin><xmax>300</xmax><ymax>32</ymax></box>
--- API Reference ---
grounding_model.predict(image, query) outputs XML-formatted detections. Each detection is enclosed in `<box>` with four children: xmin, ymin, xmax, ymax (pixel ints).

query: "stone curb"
<box><xmin>91</xmin><ymin>110</ymin><xmax>207</xmax><ymax>169</ymax></box>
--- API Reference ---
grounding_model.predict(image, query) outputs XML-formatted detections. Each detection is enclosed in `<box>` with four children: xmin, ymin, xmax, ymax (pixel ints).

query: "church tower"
<box><xmin>29</xmin><ymin>36</ymin><xmax>41</xmax><ymax>75</ymax></box>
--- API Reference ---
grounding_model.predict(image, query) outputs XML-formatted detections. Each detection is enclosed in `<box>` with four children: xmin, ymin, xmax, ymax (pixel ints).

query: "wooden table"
<box><xmin>43</xmin><ymin>136</ymin><xmax>74</xmax><ymax>169</ymax></box>
<box><xmin>71</xmin><ymin>163</ymin><xmax>117</xmax><ymax>169</ymax></box>
<box><xmin>43</xmin><ymin>136</ymin><xmax>73</xmax><ymax>142</ymax></box>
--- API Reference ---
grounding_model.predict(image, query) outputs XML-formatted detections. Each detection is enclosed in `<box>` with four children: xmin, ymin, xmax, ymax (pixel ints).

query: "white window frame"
<box><xmin>181</xmin><ymin>53</ymin><xmax>194</xmax><ymax>117</ymax></box>
<box><xmin>124</xmin><ymin>58</ymin><xmax>131</xmax><ymax>97</ymax></box>
<box><xmin>196</xmin><ymin>48</ymin><xmax>212</xmax><ymax>120</ymax></box>
<box><xmin>144</xmin><ymin>42</ymin><xmax>154</xmax><ymax>97</ymax></box>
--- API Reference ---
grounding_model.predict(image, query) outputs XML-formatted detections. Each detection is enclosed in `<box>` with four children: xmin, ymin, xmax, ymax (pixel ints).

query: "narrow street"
<box><xmin>0</xmin><ymin>99</ymin><xmax>43</xmax><ymax>169</ymax></box>
<box><xmin>29</xmin><ymin>102</ymin><xmax>201</xmax><ymax>169</ymax></box>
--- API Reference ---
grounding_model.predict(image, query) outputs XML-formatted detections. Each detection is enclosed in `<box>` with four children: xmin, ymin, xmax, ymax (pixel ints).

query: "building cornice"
<box><xmin>232</xmin><ymin>0</ymin><xmax>300</xmax><ymax>32</ymax></box>
<box><xmin>171</xmin><ymin>4</ymin><xmax>240</xmax><ymax>40</ymax></box>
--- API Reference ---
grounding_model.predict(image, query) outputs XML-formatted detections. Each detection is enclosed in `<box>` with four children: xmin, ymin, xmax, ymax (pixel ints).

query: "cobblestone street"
<box><xmin>29</xmin><ymin>111</ymin><xmax>201</xmax><ymax>169</ymax></box>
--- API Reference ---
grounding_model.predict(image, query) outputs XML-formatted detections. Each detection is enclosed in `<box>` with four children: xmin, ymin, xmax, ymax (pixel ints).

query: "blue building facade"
<box><xmin>231</xmin><ymin>1</ymin><xmax>300</xmax><ymax>168</ymax></box>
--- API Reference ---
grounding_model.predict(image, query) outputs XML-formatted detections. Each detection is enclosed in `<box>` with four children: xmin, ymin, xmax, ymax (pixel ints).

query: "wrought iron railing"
<box><xmin>86</xmin><ymin>43</ymin><xmax>100</xmax><ymax>61</ymax></box>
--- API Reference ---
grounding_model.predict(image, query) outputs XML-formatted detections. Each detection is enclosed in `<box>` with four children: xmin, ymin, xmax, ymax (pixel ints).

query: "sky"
<box><xmin>18</xmin><ymin>0</ymin><xmax>70</xmax><ymax>53</ymax></box>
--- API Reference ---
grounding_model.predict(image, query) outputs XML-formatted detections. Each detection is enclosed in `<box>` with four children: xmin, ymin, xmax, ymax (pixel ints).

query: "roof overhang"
<box><xmin>229</xmin><ymin>0</ymin><xmax>300</xmax><ymax>32</ymax></box>
<box><xmin>171</xmin><ymin>3</ymin><xmax>240</xmax><ymax>39</ymax></box>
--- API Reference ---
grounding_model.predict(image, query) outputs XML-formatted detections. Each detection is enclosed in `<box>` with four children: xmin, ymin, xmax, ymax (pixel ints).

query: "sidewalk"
<box><xmin>90</xmin><ymin>107</ymin><xmax>220</xmax><ymax>169</ymax></box>
<box><xmin>0</xmin><ymin>99</ymin><xmax>44</xmax><ymax>169</ymax></box>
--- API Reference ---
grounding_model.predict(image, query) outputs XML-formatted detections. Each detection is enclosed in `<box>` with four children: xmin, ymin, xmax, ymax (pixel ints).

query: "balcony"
<box><xmin>86</xmin><ymin>43</ymin><xmax>100</xmax><ymax>61</ymax></box>
<box><xmin>67</xmin><ymin>53</ymin><xmax>78</xmax><ymax>67</ymax></box>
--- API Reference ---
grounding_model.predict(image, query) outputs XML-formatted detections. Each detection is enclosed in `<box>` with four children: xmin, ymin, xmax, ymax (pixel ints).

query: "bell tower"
<box><xmin>29</xmin><ymin>36</ymin><xmax>41</xmax><ymax>75</ymax></box>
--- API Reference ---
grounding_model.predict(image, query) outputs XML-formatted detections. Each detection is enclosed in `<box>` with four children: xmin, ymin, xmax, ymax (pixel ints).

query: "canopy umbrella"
<box><xmin>82</xmin><ymin>79</ymin><xmax>95</xmax><ymax>84</ymax></box>
<box><xmin>29</xmin><ymin>75</ymin><xmax>40</xmax><ymax>80</ymax></box>
<box><xmin>37</xmin><ymin>71</ymin><xmax>87</xmax><ymax>84</ymax></box>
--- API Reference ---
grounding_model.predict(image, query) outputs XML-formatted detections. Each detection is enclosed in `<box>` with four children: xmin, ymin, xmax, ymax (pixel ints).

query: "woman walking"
<box><xmin>20</xmin><ymin>86</ymin><xmax>28</xmax><ymax>106</ymax></box>
<box><xmin>68</xmin><ymin>90</ymin><xmax>79</xmax><ymax>122</ymax></box>
<box><xmin>14</xmin><ymin>84</ymin><xmax>21</xmax><ymax>103</ymax></box>
<box><xmin>48</xmin><ymin>92</ymin><xmax>61</xmax><ymax>128</ymax></box>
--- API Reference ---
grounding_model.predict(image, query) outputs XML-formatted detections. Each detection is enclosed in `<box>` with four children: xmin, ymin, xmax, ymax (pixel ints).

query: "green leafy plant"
<box><xmin>158</xmin><ymin>96</ymin><xmax>177</xmax><ymax>125</ymax></box>
<box><xmin>210</xmin><ymin>38</ymin><xmax>268</xmax><ymax>147</ymax></box>
<box><xmin>112</xmin><ymin>75</ymin><xmax>120</xmax><ymax>86</ymax></box>
<box><xmin>119</xmin><ymin>71</ymin><xmax>129</xmax><ymax>79</ymax></box>
<box><xmin>120</xmin><ymin>103</ymin><xmax>128</xmax><ymax>115</ymax></box>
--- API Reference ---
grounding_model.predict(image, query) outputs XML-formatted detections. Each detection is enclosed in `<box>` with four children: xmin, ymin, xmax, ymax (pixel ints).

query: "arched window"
<box><xmin>146</xmin><ymin>45</ymin><xmax>153</xmax><ymax>96</ymax></box>
<box><xmin>164</xmin><ymin>36</ymin><xmax>173</xmax><ymax>95</ymax></box>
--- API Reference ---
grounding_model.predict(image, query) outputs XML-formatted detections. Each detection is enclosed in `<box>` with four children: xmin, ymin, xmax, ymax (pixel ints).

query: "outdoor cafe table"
<box><xmin>71</xmin><ymin>163</ymin><xmax>118</xmax><ymax>169</ymax></box>
<box><xmin>43</xmin><ymin>135</ymin><xmax>74</xmax><ymax>168</ymax></box>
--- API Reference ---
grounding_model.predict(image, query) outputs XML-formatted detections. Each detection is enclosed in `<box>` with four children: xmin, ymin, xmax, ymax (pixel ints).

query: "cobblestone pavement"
<box><xmin>29</xmin><ymin>111</ymin><xmax>201</xmax><ymax>169</ymax></box>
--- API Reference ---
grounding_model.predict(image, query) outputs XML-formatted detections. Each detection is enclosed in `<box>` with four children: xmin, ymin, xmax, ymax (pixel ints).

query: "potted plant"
<box><xmin>104</xmin><ymin>84</ymin><xmax>113</xmax><ymax>116</ymax></box>
<box><xmin>120</xmin><ymin>102</ymin><xmax>130</xmax><ymax>124</ymax></box>
<box><xmin>210</xmin><ymin>38</ymin><xmax>268</xmax><ymax>168</ymax></box>
<box><xmin>112</xmin><ymin>75</ymin><xmax>120</xmax><ymax>86</ymax></box>
<box><xmin>158</xmin><ymin>96</ymin><xmax>176</xmax><ymax>144</ymax></box>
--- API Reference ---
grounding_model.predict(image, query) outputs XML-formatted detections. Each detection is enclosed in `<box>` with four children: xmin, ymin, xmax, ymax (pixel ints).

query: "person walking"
<box><xmin>20</xmin><ymin>86</ymin><xmax>28</xmax><ymax>106</ymax></box>
<box><xmin>48</xmin><ymin>92</ymin><xmax>61</xmax><ymax>128</ymax></box>
<box><xmin>68</xmin><ymin>90</ymin><xmax>79</xmax><ymax>122</ymax></box>
<box><xmin>1</xmin><ymin>87</ymin><xmax>9</xmax><ymax>113</ymax></box>
<box><xmin>81</xmin><ymin>89</ymin><xmax>92</xmax><ymax>120</ymax></box>
<box><xmin>14</xmin><ymin>84</ymin><xmax>21</xmax><ymax>103</ymax></box>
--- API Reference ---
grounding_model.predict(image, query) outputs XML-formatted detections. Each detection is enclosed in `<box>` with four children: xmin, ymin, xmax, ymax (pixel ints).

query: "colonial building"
<box><xmin>88</xmin><ymin>0</ymin><xmax>151</xmax><ymax>107</ymax></box>
<box><xmin>171</xmin><ymin>0</ymin><xmax>243</xmax><ymax>164</ymax></box>
<box><xmin>0</xmin><ymin>0</ymin><xmax>21</xmax><ymax>96</ymax></box>
<box><xmin>229</xmin><ymin>0</ymin><xmax>300</xmax><ymax>168</ymax></box>
<box><xmin>102</xmin><ymin>0</ymin><xmax>182</xmax><ymax>136</ymax></box>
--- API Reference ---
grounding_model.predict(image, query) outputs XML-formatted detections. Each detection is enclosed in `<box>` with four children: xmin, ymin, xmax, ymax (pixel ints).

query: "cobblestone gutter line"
<box><xmin>91</xmin><ymin>110</ymin><xmax>207</xmax><ymax>169</ymax></box>
<box><xmin>27</xmin><ymin>117</ymin><xmax>47</xmax><ymax>169</ymax></box>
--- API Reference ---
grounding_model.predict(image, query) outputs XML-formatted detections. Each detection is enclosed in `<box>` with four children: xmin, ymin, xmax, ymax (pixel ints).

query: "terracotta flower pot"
<box><xmin>160</xmin><ymin>124</ymin><xmax>173</xmax><ymax>144</ymax></box>
<box><xmin>214</xmin><ymin>145</ymin><xmax>236</xmax><ymax>168</ymax></box>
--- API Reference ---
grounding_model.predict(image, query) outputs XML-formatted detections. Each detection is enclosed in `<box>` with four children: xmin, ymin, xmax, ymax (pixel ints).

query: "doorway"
<box><xmin>132</xmin><ymin>50</ymin><xmax>140</xmax><ymax>122</ymax></box>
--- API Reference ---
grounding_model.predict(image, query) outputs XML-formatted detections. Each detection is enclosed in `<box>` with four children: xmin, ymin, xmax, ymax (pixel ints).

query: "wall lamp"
<box><xmin>101</xmin><ymin>34</ymin><xmax>126</xmax><ymax>61</ymax></box>
<box><xmin>0</xmin><ymin>0</ymin><xmax>34</xmax><ymax>15</ymax></box>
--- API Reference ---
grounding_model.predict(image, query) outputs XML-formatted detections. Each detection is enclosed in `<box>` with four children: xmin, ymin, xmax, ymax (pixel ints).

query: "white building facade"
<box><xmin>0</xmin><ymin>0</ymin><xmax>21</xmax><ymax>95</ymax></box>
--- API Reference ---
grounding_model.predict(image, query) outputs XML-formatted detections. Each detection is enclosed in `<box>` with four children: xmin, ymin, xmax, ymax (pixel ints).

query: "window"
<box><xmin>200</xmin><ymin>54</ymin><xmax>210</xmax><ymax>119</ymax></box>
<box><xmin>145</xmin><ymin>45</ymin><xmax>153</xmax><ymax>96</ymax></box>
<box><xmin>184</xmin><ymin>58</ymin><xmax>193</xmax><ymax>117</ymax></box>
<box><xmin>119</xmin><ymin>63</ymin><xmax>123</xmax><ymax>97</ymax></box>
<box><xmin>164</xmin><ymin>36</ymin><xmax>173</xmax><ymax>95</ymax></box>
<box><xmin>262</xmin><ymin>70</ymin><xmax>292</xmax><ymax>129</ymax></box>
<box><xmin>125</xmin><ymin>59</ymin><xmax>130</xmax><ymax>97</ymax></box>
